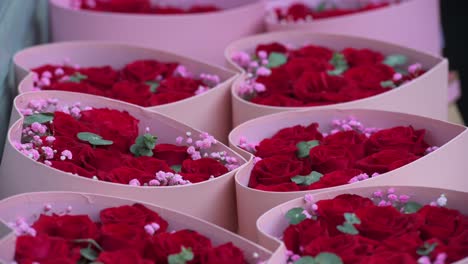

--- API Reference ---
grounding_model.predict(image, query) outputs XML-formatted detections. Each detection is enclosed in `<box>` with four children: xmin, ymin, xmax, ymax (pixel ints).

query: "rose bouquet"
<box><xmin>0</xmin><ymin>192</ymin><xmax>271</xmax><ymax>263</ymax></box>
<box><xmin>49</xmin><ymin>0</ymin><xmax>265</xmax><ymax>65</ymax></box>
<box><xmin>0</xmin><ymin>89</ymin><xmax>246</xmax><ymax>230</ymax></box>
<box><xmin>264</xmin><ymin>0</ymin><xmax>441</xmax><ymax>55</ymax></box>
<box><xmin>228</xmin><ymin>109</ymin><xmax>468</xmax><ymax>240</ymax></box>
<box><xmin>257</xmin><ymin>186</ymin><xmax>468</xmax><ymax>264</ymax></box>
<box><xmin>13</xmin><ymin>42</ymin><xmax>238</xmax><ymax>141</ymax></box>
<box><xmin>225</xmin><ymin>32</ymin><xmax>448</xmax><ymax>126</ymax></box>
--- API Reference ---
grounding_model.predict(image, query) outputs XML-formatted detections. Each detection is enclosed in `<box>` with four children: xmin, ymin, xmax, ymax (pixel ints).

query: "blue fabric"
<box><xmin>0</xmin><ymin>0</ymin><xmax>48</xmax><ymax>162</ymax></box>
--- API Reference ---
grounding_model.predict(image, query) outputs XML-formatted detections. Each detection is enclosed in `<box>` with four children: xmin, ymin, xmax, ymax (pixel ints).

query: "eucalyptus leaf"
<box><xmin>73</xmin><ymin>238</ymin><xmax>104</xmax><ymax>251</ymax></box>
<box><xmin>328</xmin><ymin>52</ymin><xmax>348</xmax><ymax>76</ymax></box>
<box><xmin>291</xmin><ymin>171</ymin><xmax>323</xmax><ymax>186</ymax></box>
<box><xmin>89</xmin><ymin>138</ymin><xmax>114</xmax><ymax>146</ymax></box>
<box><xmin>130</xmin><ymin>133</ymin><xmax>158</xmax><ymax>157</ymax></box>
<box><xmin>286</xmin><ymin>207</ymin><xmax>307</xmax><ymax>225</ymax></box>
<box><xmin>80</xmin><ymin>247</ymin><xmax>98</xmax><ymax>261</ymax></box>
<box><xmin>24</xmin><ymin>113</ymin><xmax>54</xmax><ymax>126</ymax></box>
<box><xmin>403</xmin><ymin>201</ymin><xmax>423</xmax><ymax>214</ymax></box>
<box><xmin>314</xmin><ymin>252</ymin><xmax>344</xmax><ymax>264</ymax></box>
<box><xmin>171</xmin><ymin>164</ymin><xmax>182</xmax><ymax>173</ymax></box>
<box><xmin>146</xmin><ymin>81</ymin><xmax>160</xmax><ymax>93</ymax></box>
<box><xmin>384</xmin><ymin>54</ymin><xmax>407</xmax><ymax>67</ymax></box>
<box><xmin>77</xmin><ymin>132</ymin><xmax>113</xmax><ymax>146</ymax></box>
<box><xmin>417</xmin><ymin>242</ymin><xmax>438</xmax><ymax>256</ymax></box>
<box><xmin>380</xmin><ymin>80</ymin><xmax>396</xmax><ymax>88</ymax></box>
<box><xmin>267</xmin><ymin>52</ymin><xmax>287</xmax><ymax>68</ymax></box>
<box><xmin>336</xmin><ymin>222</ymin><xmax>359</xmax><ymax>235</ymax></box>
<box><xmin>296</xmin><ymin>140</ymin><xmax>320</xmax><ymax>158</ymax></box>
<box><xmin>344</xmin><ymin>213</ymin><xmax>361</xmax><ymax>225</ymax></box>
<box><xmin>294</xmin><ymin>256</ymin><xmax>316</xmax><ymax>264</ymax></box>
<box><xmin>168</xmin><ymin>247</ymin><xmax>194</xmax><ymax>264</ymax></box>
<box><xmin>69</xmin><ymin>72</ymin><xmax>88</xmax><ymax>83</ymax></box>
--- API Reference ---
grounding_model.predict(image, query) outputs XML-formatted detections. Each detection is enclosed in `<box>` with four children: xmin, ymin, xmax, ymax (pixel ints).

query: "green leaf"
<box><xmin>296</xmin><ymin>140</ymin><xmax>320</xmax><ymax>158</ymax></box>
<box><xmin>314</xmin><ymin>252</ymin><xmax>344</xmax><ymax>264</ymax></box>
<box><xmin>315</xmin><ymin>2</ymin><xmax>327</xmax><ymax>12</ymax></box>
<box><xmin>89</xmin><ymin>138</ymin><xmax>114</xmax><ymax>146</ymax></box>
<box><xmin>344</xmin><ymin>213</ymin><xmax>361</xmax><ymax>225</ymax></box>
<box><xmin>417</xmin><ymin>242</ymin><xmax>438</xmax><ymax>256</ymax></box>
<box><xmin>403</xmin><ymin>201</ymin><xmax>423</xmax><ymax>214</ymax></box>
<box><xmin>80</xmin><ymin>247</ymin><xmax>98</xmax><ymax>261</ymax></box>
<box><xmin>294</xmin><ymin>256</ymin><xmax>316</xmax><ymax>264</ymax></box>
<box><xmin>24</xmin><ymin>113</ymin><xmax>54</xmax><ymax>126</ymax></box>
<box><xmin>380</xmin><ymin>80</ymin><xmax>396</xmax><ymax>88</ymax></box>
<box><xmin>291</xmin><ymin>171</ymin><xmax>323</xmax><ymax>186</ymax></box>
<box><xmin>267</xmin><ymin>52</ymin><xmax>287</xmax><ymax>68</ymax></box>
<box><xmin>143</xmin><ymin>134</ymin><xmax>158</xmax><ymax>149</ymax></box>
<box><xmin>384</xmin><ymin>54</ymin><xmax>407</xmax><ymax>67</ymax></box>
<box><xmin>286</xmin><ymin>207</ymin><xmax>307</xmax><ymax>225</ymax></box>
<box><xmin>130</xmin><ymin>133</ymin><xmax>158</xmax><ymax>157</ymax></box>
<box><xmin>328</xmin><ymin>52</ymin><xmax>349</xmax><ymax>76</ymax></box>
<box><xmin>77</xmin><ymin>132</ymin><xmax>113</xmax><ymax>146</ymax></box>
<box><xmin>69</xmin><ymin>72</ymin><xmax>88</xmax><ymax>83</ymax></box>
<box><xmin>337</xmin><ymin>222</ymin><xmax>359</xmax><ymax>235</ymax></box>
<box><xmin>146</xmin><ymin>81</ymin><xmax>160</xmax><ymax>93</ymax></box>
<box><xmin>171</xmin><ymin>164</ymin><xmax>182</xmax><ymax>173</ymax></box>
<box><xmin>168</xmin><ymin>247</ymin><xmax>194</xmax><ymax>264</ymax></box>
<box><xmin>73</xmin><ymin>239</ymin><xmax>104</xmax><ymax>252</ymax></box>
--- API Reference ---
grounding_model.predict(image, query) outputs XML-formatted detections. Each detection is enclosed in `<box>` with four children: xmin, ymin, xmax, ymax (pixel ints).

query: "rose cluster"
<box><xmin>32</xmin><ymin>59</ymin><xmax>220</xmax><ymax>107</ymax></box>
<box><xmin>282</xmin><ymin>192</ymin><xmax>468</xmax><ymax>263</ymax></box>
<box><xmin>232</xmin><ymin>42</ymin><xmax>424</xmax><ymax>107</ymax></box>
<box><xmin>72</xmin><ymin>0</ymin><xmax>220</xmax><ymax>14</ymax></box>
<box><xmin>16</xmin><ymin>106</ymin><xmax>236</xmax><ymax>186</ymax></box>
<box><xmin>247</xmin><ymin>120</ymin><xmax>432</xmax><ymax>192</ymax></box>
<box><xmin>269</xmin><ymin>1</ymin><xmax>401</xmax><ymax>22</ymax></box>
<box><xmin>13</xmin><ymin>203</ymin><xmax>247</xmax><ymax>263</ymax></box>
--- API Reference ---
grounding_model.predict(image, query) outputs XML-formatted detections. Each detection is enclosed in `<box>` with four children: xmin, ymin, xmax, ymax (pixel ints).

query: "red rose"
<box><xmin>122</xmin><ymin>60</ymin><xmax>174</xmax><ymax>82</ymax></box>
<box><xmin>255</xmin><ymin>138</ymin><xmax>298</xmax><ymax>158</ymax></box>
<box><xmin>158</xmin><ymin>76</ymin><xmax>203</xmax><ymax>94</ymax></box>
<box><xmin>111</xmin><ymin>81</ymin><xmax>153</xmax><ymax>107</ymax></box>
<box><xmin>255</xmin><ymin>42</ymin><xmax>288</xmax><ymax>55</ymax></box>
<box><xmin>447</xmin><ymin>230</ymin><xmax>468</xmax><ymax>263</ymax></box>
<box><xmin>80</xmin><ymin>66</ymin><xmax>119</xmax><ymax>89</ymax></box>
<box><xmin>418</xmin><ymin>205</ymin><xmax>463</xmax><ymax>242</ymax></box>
<box><xmin>79</xmin><ymin>108</ymin><xmax>139</xmax><ymax>153</ymax></box>
<box><xmin>355</xmin><ymin>149</ymin><xmax>420</xmax><ymax>174</ymax></box>
<box><xmin>272</xmin><ymin>123</ymin><xmax>323</xmax><ymax>143</ymax></box>
<box><xmin>344</xmin><ymin>63</ymin><xmax>395</xmax><ymax>90</ymax></box>
<box><xmin>82</xmin><ymin>149</ymin><xmax>125</xmax><ymax>172</ymax></box>
<box><xmin>100</xmin><ymin>203</ymin><xmax>168</xmax><ymax>233</ymax></box>
<box><xmin>357</xmin><ymin>252</ymin><xmax>416</xmax><ymax>264</ymax></box>
<box><xmin>255</xmin><ymin>67</ymin><xmax>293</xmax><ymax>95</ymax></box>
<box><xmin>51</xmin><ymin>136</ymin><xmax>94</xmax><ymax>165</ymax></box>
<box><xmin>303</xmin><ymin>235</ymin><xmax>378</xmax><ymax>263</ymax></box>
<box><xmin>98</xmin><ymin>167</ymin><xmax>155</xmax><ymax>184</ymax></box>
<box><xmin>149</xmin><ymin>91</ymin><xmax>193</xmax><ymax>106</ymax></box>
<box><xmin>309</xmin><ymin>145</ymin><xmax>354</xmax><ymax>173</ymax></box>
<box><xmin>342</xmin><ymin>48</ymin><xmax>384</xmax><ymax>67</ymax></box>
<box><xmin>130</xmin><ymin>156</ymin><xmax>172</xmax><ymax>174</ymax></box>
<box><xmin>99</xmin><ymin>223</ymin><xmax>148</xmax><ymax>253</ymax></box>
<box><xmin>32</xmin><ymin>214</ymin><xmax>98</xmax><ymax>240</ymax></box>
<box><xmin>290</xmin><ymin>44</ymin><xmax>334</xmax><ymax>61</ymax></box>
<box><xmin>85</xmin><ymin>0</ymin><xmax>151</xmax><ymax>13</ymax></box>
<box><xmin>283</xmin><ymin>219</ymin><xmax>329</xmax><ymax>254</ymax></box>
<box><xmin>32</xmin><ymin>64</ymin><xmax>76</xmax><ymax>85</ymax></box>
<box><xmin>50</xmin><ymin>161</ymin><xmax>95</xmax><ymax>178</ymax></box>
<box><xmin>181</xmin><ymin>158</ymin><xmax>228</xmax><ymax>183</ymax></box>
<box><xmin>14</xmin><ymin>235</ymin><xmax>77</xmax><ymax>262</ymax></box>
<box><xmin>375</xmin><ymin>232</ymin><xmax>422</xmax><ymax>257</ymax></box>
<box><xmin>355</xmin><ymin>205</ymin><xmax>423</xmax><ymax>240</ymax></box>
<box><xmin>97</xmin><ymin>249</ymin><xmax>152</xmax><ymax>264</ymax></box>
<box><xmin>248</xmin><ymin>156</ymin><xmax>303</xmax><ymax>188</ymax></box>
<box><xmin>308</xmin><ymin>169</ymin><xmax>363</xmax><ymax>190</ymax></box>
<box><xmin>366</xmin><ymin>126</ymin><xmax>429</xmax><ymax>155</ymax></box>
<box><xmin>250</xmin><ymin>93</ymin><xmax>304</xmax><ymax>107</ymax></box>
<box><xmin>52</xmin><ymin>112</ymin><xmax>92</xmax><ymax>140</ymax></box>
<box><xmin>48</xmin><ymin>81</ymin><xmax>106</xmax><ymax>96</ymax></box>
<box><xmin>153</xmin><ymin>144</ymin><xmax>189</xmax><ymax>166</ymax></box>
<box><xmin>284</xmin><ymin>58</ymin><xmax>333</xmax><ymax>80</ymax></box>
<box><xmin>315</xmin><ymin>194</ymin><xmax>375</xmax><ymax>235</ymax></box>
<box><xmin>200</xmin><ymin>243</ymin><xmax>246</xmax><ymax>264</ymax></box>
<box><xmin>293</xmin><ymin>71</ymin><xmax>354</xmax><ymax>103</ymax></box>
<box><xmin>323</xmin><ymin>130</ymin><xmax>367</xmax><ymax>160</ymax></box>
<box><xmin>285</xmin><ymin>3</ymin><xmax>310</xmax><ymax>20</ymax></box>
<box><xmin>147</xmin><ymin>230</ymin><xmax>212</xmax><ymax>263</ymax></box>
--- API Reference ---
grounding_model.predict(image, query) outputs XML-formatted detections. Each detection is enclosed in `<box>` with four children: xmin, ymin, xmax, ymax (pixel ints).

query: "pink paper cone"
<box><xmin>13</xmin><ymin>42</ymin><xmax>238</xmax><ymax>142</ymax></box>
<box><xmin>225</xmin><ymin>31</ymin><xmax>448</xmax><ymax>127</ymax></box>
<box><xmin>49</xmin><ymin>0</ymin><xmax>266</xmax><ymax>66</ymax></box>
<box><xmin>1</xmin><ymin>89</ymin><xmax>247</xmax><ymax>231</ymax></box>
<box><xmin>0</xmin><ymin>191</ymin><xmax>271</xmax><ymax>262</ymax></box>
<box><xmin>230</xmin><ymin>108</ymin><xmax>468</xmax><ymax>241</ymax></box>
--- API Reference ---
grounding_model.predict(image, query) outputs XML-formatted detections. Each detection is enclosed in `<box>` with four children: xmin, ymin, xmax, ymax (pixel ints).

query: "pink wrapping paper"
<box><xmin>230</xmin><ymin>108</ymin><xmax>468</xmax><ymax>240</ymax></box>
<box><xmin>225</xmin><ymin>31</ymin><xmax>448</xmax><ymax>127</ymax></box>
<box><xmin>257</xmin><ymin>186</ymin><xmax>468</xmax><ymax>264</ymax></box>
<box><xmin>265</xmin><ymin>0</ymin><xmax>442</xmax><ymax>55</ymax></box>
<box><xmin>49</xmin><ymin>0</ymin><xmax>266</xmax><ymax>66</ymax></box>
<box><xmin>13</xmin><ymin>42</ymin><xmax>238</xmax><ymax>143</ymax></box>
<box><xmin>0</xmin><ymin>191</ymin><xmax>271</xmax><ymax>262</ymax></box>
<box><xmin>1</xmin><ymin>89</ymin><xmax>247</xmax><ymax>231</ymax></box>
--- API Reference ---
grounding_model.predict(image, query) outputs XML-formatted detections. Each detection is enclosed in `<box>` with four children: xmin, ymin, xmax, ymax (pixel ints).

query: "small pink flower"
<box><xmin>129</xmin><ymin>179</ymin><xmax>141</xmax><ymax>186</ymax></box>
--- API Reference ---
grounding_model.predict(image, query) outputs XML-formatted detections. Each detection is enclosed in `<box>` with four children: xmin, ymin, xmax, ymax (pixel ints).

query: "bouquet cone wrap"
<box><xmin>1</xmin><ymin>89</ymin><xmax>247</xmax><ymax>231</ymax></box>
<box><xmin>225</xmin><ymin>32</ymin><xmax>448</xmax><ymax>126</ymax></box>
<box><xmin>0</xmin><ymin>191</ymin><xmax>271</xmax><ymax>262</ymax></box>
<box><xmin>230</xmin><ymin>108</ymin><xmax>468</xmax><ymax>240</ymax></box>
<box><xmin>257</xmin><ymin>186</ymin><xmax>468</xmax><ymax>264</ymax></box>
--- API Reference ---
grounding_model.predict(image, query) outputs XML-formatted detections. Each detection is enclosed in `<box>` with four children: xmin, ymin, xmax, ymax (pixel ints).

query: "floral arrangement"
<box><xmin>239</xmin><ymin>118</ymin><xmax>437</xmax><ymax>192</ymax></box>
<box><xmin>14</xmin><ymin>98</ymin><xmax>239</xmax><ymax>187</ymax></box>
<box><xmin>231</xmin><ymin>42</ymin><xmax>424</xmax><ymax>107</ymax></box>
<box><xmin>70</xmin><ymin>0</ymin><xmax>220</xmax><ymax>14</ymax></box>
<box><xmin>280</xmin><ymin>189</ymin><xmax>467</xmax><ymax>264</ymax></box>
<box><xmin>31</xmin><ymin>59</ymin><xmax>221</xmax><ymax>107</ymax></box>
<box><xmin>266</xmin><ymin>0</ymin><xmax>404</xmax><ymax>23</ymax></box>
<box><xmin>11</xmin><ymin>203</ymin><xmax>254</xmax><ymax>263</ymax></box>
